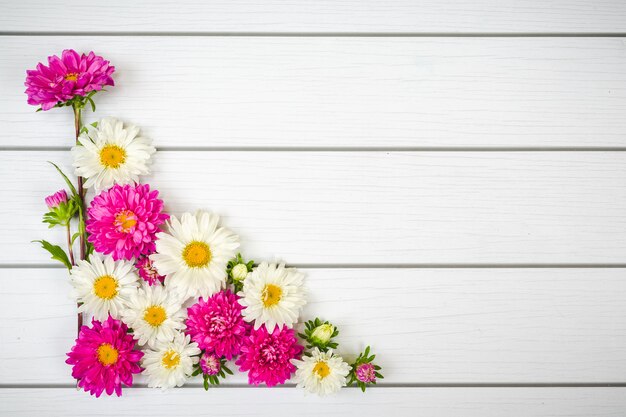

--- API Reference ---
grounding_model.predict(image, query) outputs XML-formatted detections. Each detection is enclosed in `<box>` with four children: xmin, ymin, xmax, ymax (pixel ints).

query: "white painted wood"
<box><xmin>4</xmin><ymin>37</ymin><xmax>626</xmax><ymax>149</ymax></box>
<box><xmin>3</xmin><ymin>1</ymin><xmax>626</xmax><ymax>34</ymax></box>
<box><xmin>2</xmin><ymin>387</ymin><xmax>626</xmax><ymax>417</ymax></box>
<box><xmin>2</xmin><ymin>151</ymin><xmax>626</xmax><ymax>265</ymax></box>
<box><xmin>2</xmin><ymin>268</ymin><xmax>626</xmax><ymax>384</ymax></box>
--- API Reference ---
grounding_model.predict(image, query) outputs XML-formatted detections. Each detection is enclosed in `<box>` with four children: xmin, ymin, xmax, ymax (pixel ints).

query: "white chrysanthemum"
<box><xmin>150</xmin><ymin>211</ymin><xmax>240</xmax><ymax>300</ymax></box>
<box><xmin>71</xmin><ymin>117</ymin><xmax>155</xmax><ymax>192</ymax></box>
<box><xmin>142</xmin><ymin>332</ymin><xmax>200</xmax><ymax>389</ymax></box>
<box><xmin>291</xmin><ymin>348</ymin><xmax>351</xmax><ymax>396</ymax></box>
<box><xmin>121</xmin><ymin>284</ymin><xmax>186</xmax><ymax>349</ymax></box>
<box><xmin>69</xmin><ymin>253</ymin><xmax>139</xmax><ymax>321</ymax></box>
<box><xmin>238</xmin><ymin>262</ymin><xmax>306</xmax><ymax>332</ymax></box>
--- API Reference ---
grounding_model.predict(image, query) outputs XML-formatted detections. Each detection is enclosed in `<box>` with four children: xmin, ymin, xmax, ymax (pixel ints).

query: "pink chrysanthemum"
<box><xmin>200</xmin><ymin>352</ymin><xmax>221</xmax><ymax>376</ymax></box>
<box><xmin>66</xmin><ymin>316</ymin><xmax>143</xmax><ymax>397</ymax></box>
<box><xmin>45</xmin><ymin>189</ymin><xmax>68</xmax><ymax>209</ymax></box>
<box><xmin>87</xmin><ymin>183</ymin><xmax>169</xmax><ymax>261</ymax></box>
<box><xmin>356</xmin><ymin>363</ymin><xmax>376</xmax><ymax>383</ymax></box>
<box><xmin>236</xmin><ymin>325</ymin><xmax>303</xmax><ymax>387</ymax></box>
<box><xmin>185</xmin><ymin>290</ymin><xmax>249</xmax><ymax>360</ymax></box>
<box><xmin>135</xmin><ymin>255</ymin><xmax>165</xmax><ymax>285</ymax></box>
<box><xmin>25</xmin><ymin>49</ymin><xmax>115</xmax><ymax>111</ymax></box>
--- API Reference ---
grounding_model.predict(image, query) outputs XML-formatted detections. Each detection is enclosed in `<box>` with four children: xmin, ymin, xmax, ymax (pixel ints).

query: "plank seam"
<box><xmin>5</xmin><ymin>147</ymin><xmax>626</xmax><ymax>152</ymax></box>
<box><xmin>5</xmin><ymin>264</ymin><xmax>626</xmax><ymax>269</ymax></box>
<box><xmin>2</xmin><ymin>32</ymin><xmax>626</xmax><ymax>37</ymax></box>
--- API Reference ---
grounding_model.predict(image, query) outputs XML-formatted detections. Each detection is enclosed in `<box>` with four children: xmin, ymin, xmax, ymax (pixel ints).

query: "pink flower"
<box><xmin>236</xmin><ymin>325</ymin><xmax>303</xmax><ymax>387</ymax></box>
<box><xmin>86</xmin><ymin>183</ymin><xmax>169</xmax><ymax>261</ymax></box>
<box><xmin>356</xmin><ymin>363</ymin><xmax>376</xmax><ymax>383</ymax></box>
<box><xmin>200</xmin><ymin>352</ymin><xmax>221</xmax><ymax>376</ymax></box>
<box><xmin>66</xmin><ymin>316</ymin><xmax>143</xmax><ymax>397</ymax></box>
<box><xmin>45</xmin><ymin>189</ymin><xmax>68</xmax><ymax>209</ymax></box>
<box><xmin>135</xmin><ymin>255</ymin><xmax>165</xmax><ymax>286</ymax></box>
<box><xmin>25</xmin><ymin>49</ymin><xmax>115</xmax><ymax>110</ymax></box>
<box><xmin>185</xmin><ymin>290</ymin><xmax>249</xmax><ymax>360</ymax></box>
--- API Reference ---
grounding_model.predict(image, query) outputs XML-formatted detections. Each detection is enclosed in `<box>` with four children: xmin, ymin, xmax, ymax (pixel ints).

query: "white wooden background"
<box><xmin>2</xmin><ymin>1</ymin><xmax>626</xmax><ymax>416</ymax></box>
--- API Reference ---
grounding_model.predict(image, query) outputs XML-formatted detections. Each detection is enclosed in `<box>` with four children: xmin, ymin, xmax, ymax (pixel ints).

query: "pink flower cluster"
<box><xmin>236</xmin><ymin>326</ymin><xmax>303</xmax><ymax>387</ymax></box>
<box><xmin>25</xmin><ymin>49</ymin><xmax>115</xmax><ymax>110</ymax></box>
<box><xmin>86</xmin><ymin>183</ymin><xmax>169</xmax><ymax>261</ymax></box>
<box><xmin>66</xmin><ymin>316</ymin><xmax>143</xmax><ymax>397</ymax></box>
<box><xmin>185</xmin><ymin>290</ymin><xmax>248</xmax><ymax>360</ymax></box>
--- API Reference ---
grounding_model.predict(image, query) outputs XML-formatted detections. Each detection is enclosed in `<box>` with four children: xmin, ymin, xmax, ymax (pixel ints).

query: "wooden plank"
<box><xmin>2</xmin><ymin>151</ymin><xmax>626</xmax><ymax>265</ymax></box>
<box><xmin>3</xmin><ymin>1</ymin><xmax>626</xmax><ymax>34</ymax></box>
<box><xmin>2</xmin><ymin>387</ymin><xmax>626</xmax><ymax>417</ymax></box>
<box><xmin>4</xmin><ymin>37</ymin><xmax>626</xmax><ymax>149</ymax></box>
<box><xmin>2</xmin><ymin>268</ymin><xmax>626</xmax><ymax>384</ymax></box>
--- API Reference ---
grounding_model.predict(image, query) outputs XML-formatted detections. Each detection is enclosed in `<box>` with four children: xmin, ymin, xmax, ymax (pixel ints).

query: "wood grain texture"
<box><xmin>2</xmin><ymin>387</ymin><xmax>626</xmax><ymax>417</ymax></box>
<box><xmin>4</xmin><ymin>37</ymin><xmax>626</xmax><ymax>149</ymax></box>
<box><xmin>2</xmin><ymin>151</ymin><xmax>626</xmax><ymax>265</ymax></box>
<box><xmin>3</xmin><ymin>1</ymin><xmax>626</xmax><ymax>34</ymax></box>
<box><xmin>2</xmin><ymin>268</ymin><xmax>626</xmax><ymax>385</ymax></box>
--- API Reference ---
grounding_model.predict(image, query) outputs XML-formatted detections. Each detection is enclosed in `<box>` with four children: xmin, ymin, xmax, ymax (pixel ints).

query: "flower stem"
<box><xmin>66</xmin><ymin>223</ymin><xmax>75</xmax><ymax>266</ymax></box>
<box><xmin>72</xmin><ymin>103</ymin><xmax>85</xmax><ymax>333</ymax></box>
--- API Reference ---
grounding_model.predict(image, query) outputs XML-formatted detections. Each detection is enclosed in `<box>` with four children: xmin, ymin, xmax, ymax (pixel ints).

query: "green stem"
<box><xmin>73</xmin><ymin>104</ymin><xmax>85</xmax><ymax>333</ymax></box>
<box><xmin>65</xmin><ymin>223</ymin><xmax>75</xmax><ymax>266</ymax></box>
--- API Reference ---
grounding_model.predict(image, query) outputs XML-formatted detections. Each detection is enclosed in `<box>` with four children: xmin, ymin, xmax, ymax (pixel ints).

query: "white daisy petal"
<box><xmin>71</xmin><ymin>117</ymin><xmax>155</xmax><ymax>192</ymax></box>
<box><xmin>291</xmin><ymin>348</ymin><xmax>351</xmax><ymax>396</ymax></box>
<box><xmin>141</xmin><ymin>333</ymin><xmax>200</xmax><ymax>389</ymax></box>
<box><xmin>150</xmin><ymin>211</ymin><xmax>240</xmax><ymax>301</ymax></box>
<box><xmin>69</xmin><ymin>253</ymin><xmax>139</xmax><ymax>321</ymax></box>
<box><xmin>238</xmin><ymin>262</ymin><xmax>306</xmax><ymax>332</ymax></box>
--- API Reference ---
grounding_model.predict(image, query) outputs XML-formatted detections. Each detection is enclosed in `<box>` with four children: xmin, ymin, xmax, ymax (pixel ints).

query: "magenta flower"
<box><xmin>45</xmin><ymin>189</ymin><xmax>68</xmax><ymax>209</ymax></box>
<box><xmin>186</xmin><ymin>290</ymin><xmax>249</xmax><ymax>360</ymax></box>
<box><xmin>355</xmin><ymin>363</ymin><xmax>376</xmax><ymax>383</ymax></box>
<box><xmin>66</xmin><ymin>316</ymin><xmax>143</xmax><ymax>397</ymax></box>
<box><xmin>86</xmin><ymin>183</ymin><xmax>169</xmax><ymax>261</ymax></box>
<box><xmin>25</xmin><ymin>49</ymin><xmax>115</xmax><ymax>111</ymax></box>
<box><xmin>200</xmin><ymin>352</ymin><xmax>222</xmax><ymax>376</ymax></box>
<box><xmin>135</xmin><ymin>255</ymin><xmax>165</xmax><ymax>286</ymax></box>
<box><xmin>236</xmin><ymin>325</ymin><xmax>303</xmax><ymax>387</ymax></box>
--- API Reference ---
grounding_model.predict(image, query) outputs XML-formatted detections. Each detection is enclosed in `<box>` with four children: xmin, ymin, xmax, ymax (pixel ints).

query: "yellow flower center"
<box><xmin>182</xmin><ymin>241</ymin><xmax>211</xmax><ymax>268</ymax></box>
<box><xmin>261</xmin><ymin>284</ymin><xmax>282</xmax><ymax>307</ymax></box>
<box><xmin>64</xmin><ymin>72</ymin><xmax>79</xmax><ymax>81</ymax></box>
<box><xmin>114</xmin><ymin>210</ymin><xmax>137</xmax><ymax>233</ymax></box>
<box><xmin>313</xmin><ymin>361</ymin><xmax>330</xmax><ymax>379</ymax></box>
<box><xmin>144</xmin><ymin>305</ymin><xmax>167</xmax><ymax>327</ymax></box>
<box><xmin>162</xmin><ymin>350</ymin><xmax>181</xmax><ymax>369</ymax></box>
<box><xmin>99</xmin><ymin>145</ymin><xmax>127</xmax><ymax>169</ymax></box>
<box><xmin>97</xmin><ymin>343</ymin><xmax>119</xmax><ymax>366</ymax></box>
<box><xmin>93</xmin><ymin>275</ymin><xmax>118</xmax><ymax>300</ymax></box>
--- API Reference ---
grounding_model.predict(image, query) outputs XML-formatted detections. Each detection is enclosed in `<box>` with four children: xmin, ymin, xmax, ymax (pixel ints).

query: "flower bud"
<box><xmin>231</xmin><ymin>263</ymin><xmax>249</xmax><ymax>281</ymax></box>
<box><xmin>200</xmin><ymin>352</ymin><xmax>221</xmax><ymax>376</ymax></box>
<box><xmin>45</xmin><ymin>189</ymin><xmax>68</xmax><ymax>209</ymax></box>
<box><xmin>310</xmin><ymin>323</ymin><xmax>334</xmax><ymax>345</ymax></box>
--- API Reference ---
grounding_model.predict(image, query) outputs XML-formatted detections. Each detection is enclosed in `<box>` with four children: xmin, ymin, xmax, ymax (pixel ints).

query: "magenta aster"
<box><xmin>66</xmin><ymin>316</ymin><xmax>143</xmax><ymax>397</ymax></box>
<box><xmin>86</xmin><ymin>183</ymin><xmax>169</xmax><ymax>261</ymax></box>
<box><xmin>236</xmin><ymin>325</ymin><xmax>303</xmax><ymax>387</ymax></box>
<box><xmin>45</xmin><ymin>189</ymin><xmax>68</xmax><ymax>209</ymax></box>
<box><xmin>355</xmin><ymin>363</ymin><xmax>376</xmax><ymax>383</ymax></box>
<box><xmin>200</xmin><ymin>352</ymin><xmax>221</xmax><ymax>376</ymax></box>
<box><xmin>185</xmin><ymin>290</ymin><xmax>248</xmax><ymax>360</ymax></box>
<box><xmin>25</xmin><ymin>49</ymin><xmax>115</xmax><ymax>111</ymax></box>
<box><xmin>135</xmin><ymin>255</ymin><xmax>165</xmax><ymax>286</ymax></box>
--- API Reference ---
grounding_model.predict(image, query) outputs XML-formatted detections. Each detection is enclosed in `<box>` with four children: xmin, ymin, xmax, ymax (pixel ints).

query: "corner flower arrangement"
<box><xmin>25</xmin><ymin>50</ymin><xmax>383</xmax><ymax>397</ymax></box>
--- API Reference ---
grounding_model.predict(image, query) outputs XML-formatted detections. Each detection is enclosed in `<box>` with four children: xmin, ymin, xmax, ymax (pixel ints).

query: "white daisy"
<box><xmin>69</xmin><ymin>253</ymin><xmax>139</xmax><ymax>321</ymax></box>
<box><xmin>291</xmin><ymin>348</ymin><xmax>351</xmax><ymax>396</ymax></box>
<box><xmin>238</xmin><ymin>262</ymin><xmax>306</xmax><ymax>332</ymax></box>
<box><xmin>150</xmin><ymin>211</ymin><xmax>240</xmax><ymax>300</ymax></box>
<box><xmin>121</xmin><ymin>284</ymin><xmax>186</xmax><ymax>349</ymax></box>
<box><xmin>71</xmin><ymin>117</ymin><xmax>155</xmax><ymax>192</ymax></box>
<box><xmin>142</xmin><ymin>332</ymin><xmax>200</xmax><ymax>389</ymax></box>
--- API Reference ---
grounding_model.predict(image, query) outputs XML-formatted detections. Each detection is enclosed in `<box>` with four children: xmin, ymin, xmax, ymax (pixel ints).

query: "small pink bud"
<box><xmin>200</xmin><ymin>352</ymin><xmax>221</xmax><ymax>376</ymax></box>
<box><xmin>45</xmin><ymin>190</ymin><xmax>68</xmax><ymax>209</ymax></box>
<box><xmin>356</xmin><ymin>363</ymin><xmax>376</xmax><ymax>383</ymax></box>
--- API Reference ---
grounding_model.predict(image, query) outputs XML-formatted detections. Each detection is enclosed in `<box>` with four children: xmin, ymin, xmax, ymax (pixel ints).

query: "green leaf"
<box><xmin>203</xmin><ymin>377</ymin><xmax>209</xmax><ymax>391</ymax></box>
<box><xmin>32</xmin><ymin>240</ymin><xmax>72</xmax><ymax>269</ymax></box>
<box><xmin>71</xmin><ymin>232</ymin><xmax>81</xmax><ymax>245</ymax></box>
<box><xmin>223</xmin><ymin>365</ymin><xmax>233</xmax><ymax>375</ymax></box>
<box><xmin>87</xmin><ymin>96</ymin><xmax>96</xmax><ymax>112</ymax></box>
<box><xmin>48</xmin><ymin>161</ymin><xmax>78</xmax><ymax>198</ymax></box>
